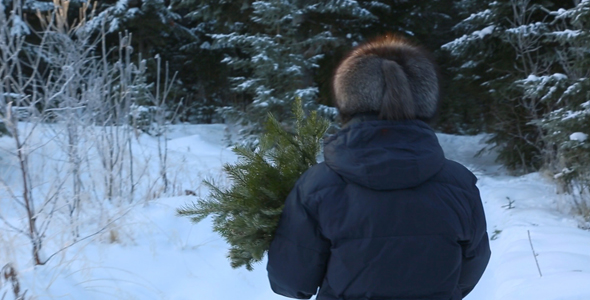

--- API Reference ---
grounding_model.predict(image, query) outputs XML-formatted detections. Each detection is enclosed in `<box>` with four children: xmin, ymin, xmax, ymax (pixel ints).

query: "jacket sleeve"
<box><xmin>459</xmin><ymin>180</ymin><xmax>491</xmax><ymax>298</ymax></box>
<box><xmin>267</xmin><ymin>181</ymin><xmax>331</xmax><ymax>299</ymax></box>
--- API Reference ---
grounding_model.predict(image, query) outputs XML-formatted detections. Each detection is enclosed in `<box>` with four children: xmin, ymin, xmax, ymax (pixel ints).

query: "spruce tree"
<box><xmin>443</xmin><ymin>0</ymin><xmax>560</xmax><ymax>171</ymax></box>
<box><xmin>442</xmin><ymin>0</ymin><xmax>590</xmax><ymax>206</ymax></box>
<box><xmin>538</xmin><ymin>1</ymin><xmax>590</xmax><ymax>214</ymax></box>
<box><xmin>177</xmin><ymin>98</ymin><xmax>330</xmax><ymax>270</ymax></box>
<box><xmin>165</xmin><ymin>0</ymin><xmax>239</xmax><ymax>123</ymax></box>
<box><xmin>211</xmin><ymin>0</ymin><xmax>373</xmax><ymax>147</ymax></box>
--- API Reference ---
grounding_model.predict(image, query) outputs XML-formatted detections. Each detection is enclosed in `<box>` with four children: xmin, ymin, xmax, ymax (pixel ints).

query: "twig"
<box><xmin>41</xmin><ymin>206</ymin><xmax>133</xmax><ymax>265</ymax></box>
<box><xmin>527</xmin><ymin>230</ymin><xmax>542</xmax><ymax>277</ymax></box>
<box><xmin>502</xmin><ymin>196</ymin><xmax>516</xmax><ymax>209</ymax></box>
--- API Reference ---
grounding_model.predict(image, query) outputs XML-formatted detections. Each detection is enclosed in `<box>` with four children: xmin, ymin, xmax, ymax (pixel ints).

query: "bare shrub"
<box><xmin>0</xmin><ymin>0</ymin><xmax>177</xmax><ymax>268</ymax></box>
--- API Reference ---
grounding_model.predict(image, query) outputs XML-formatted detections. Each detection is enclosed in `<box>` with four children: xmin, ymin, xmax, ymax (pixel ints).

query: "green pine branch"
<box><xmin>177</xmin><ymin>97</ymin><xmax>330</xmax><ymax>270</ymax></box>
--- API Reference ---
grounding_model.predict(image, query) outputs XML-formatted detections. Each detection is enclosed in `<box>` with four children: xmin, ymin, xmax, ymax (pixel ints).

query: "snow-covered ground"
<box><xmin>1</xmin><ymin>124</ymin><xmax>590</xmax><ymax>299</ymax></box>
<box><xmin>438</xmin><ymin>134</ymin><xmax>590</xmax><ymax>300</ymax></box>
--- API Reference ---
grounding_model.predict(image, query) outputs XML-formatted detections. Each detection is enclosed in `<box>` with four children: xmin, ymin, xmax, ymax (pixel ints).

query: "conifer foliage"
<box><xmin>210</xmin><ymin>0</ymin><xmax>374</xmax><ymax>146</ymax></box>
<box><xmin>443</xmin><ymin>0</ymin><xmax>590</xmax><ymax>216</ymax></box>
<box><xmin>442</xmin><ymin>0</ymin><xmax>584</xmax><ymax>171</ymax></box>
<box><xmin>177</xmin><ymin>98</ymin><xmax>329</xmax><ymax>270</ymax></box>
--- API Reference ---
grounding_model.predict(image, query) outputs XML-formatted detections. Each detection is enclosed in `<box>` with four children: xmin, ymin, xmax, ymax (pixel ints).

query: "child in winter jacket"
<box><xmin>266</xmin><ymin>35</ymin><xmax>491</xmax><ymax>300</ymax></box>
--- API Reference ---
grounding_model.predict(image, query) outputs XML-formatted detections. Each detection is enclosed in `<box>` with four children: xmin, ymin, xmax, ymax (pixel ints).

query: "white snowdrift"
<box><xmin>1</xmin><ymin>125</ymin><xmax>589</xmax><ymax>299</ymax></box>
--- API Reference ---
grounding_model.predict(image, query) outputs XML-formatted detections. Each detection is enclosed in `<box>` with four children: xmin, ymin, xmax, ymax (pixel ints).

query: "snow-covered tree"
<box><xmin>538</xmin><ymin>1</ymin><xmax>590</xmax><ymax>214</ymax></box>
<box><xmin>166</xmin><ymin>0</ymin><xmax>462</xmax><ymax>134</ymax></box>
<box><xmin>444</xmin><ymin>0</ymin><xmax>590</xmax><ymax>214</ymax></box>
<box><xmin>357</xmin><ymin>0</ymin><xmax>456</xmax><ymax>49</ymax></box>
<box><xmin>83</xmin><ymin>1</ymin><xmax>180</xmax><ymax>55</ymax></box>
<box><xmin>443</xmin><ymin>0</ymin><xmax>561</xmax><ymax>171</ymax></box>
<box><xmin>208</xmin><ymin>0</ymin><xmax>374</xmax><ymax>146</ymax></box>
<box><xmin>164</xmin><ymin>0</ymin><xmax>243</xmax><ymax>124</ymax></box>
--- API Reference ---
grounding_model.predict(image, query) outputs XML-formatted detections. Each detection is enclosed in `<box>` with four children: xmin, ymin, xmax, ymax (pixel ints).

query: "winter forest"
<box><xmin>1</xmin><ymin>0</ymin><xmax>590</xmax><ymax>299</ymax></box>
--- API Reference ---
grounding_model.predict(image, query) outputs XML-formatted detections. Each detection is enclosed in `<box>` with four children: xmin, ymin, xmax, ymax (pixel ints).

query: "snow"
<box><xmin>452</xmin><ymin>9</ymin><xmax>493</xmax><ymax>33</ymax></box>
<box><xmin>437</xmin><ymin>134</ymin><xmax>590</xmax><ymax>300</ymax></box>
<box><xmin>311</xmin><ymin>0</ymin><xmax>374</xmax><ymax>19</ymax></box>
<box><xmin>462</xmin><ymin>9</ymin><xmax>493</xmax><ymax>25</ymax></box>
<box><xmin>1</xmin><ymin>92</ymin><xmax>26</xmax><ymax>99</ymax></box>
<box><xmin>562</xmin><ymin>107</ymin><xmax>590</xmax><ymax>121</ymax></box>
<box><xmin>294</xmin><ymin>87</ymin><xmax>318</xmax><ymax>100</ymax></box>
<box><xmin>2</xmin><ymin>126</ymin><xmax>590</xmax><ymax>299</ymax></box>
<box><xmin>554</xmin><ymin>167</ymin><xmax>574</xmax><ymax>179</ymax></box>
<box><xmin>561</xmin><ymin>82</ymin><xmax>583</xmax><ymax>101</ymax></box>
<box><xmin>251</xmin><ymin>53</ymin><xmax>270</xmax><ymax>63</ymax></box>
<box><xmin>516</xmin><ymin>73</ymin><xmax>568</xmax><ymax>99</ymax></box>
<box><xmin>24</xmin><ymin>1</ymin><xmax>55</xmax><ymax>12</ymax></box>
<box><xmin>523</xmin><ymin>74</ymin><xmax>567</xmax><ymax>83</ymax></box>
<box><xmin>552</xmin><ymin>1</ymin><xmax>590</xmax><ymax>22</ymax></box>
<box><xmin>9</xmin><ymin>14</ymin><xmax>30</xmax><ymax>36</ymax></box>
<box><xmin>124</xmin><ymin>7</ymin><xmax>140</xmax><ymax>19</ymax></box>
<box><xmin>475</xmin><ymin>25</ymin><xmax>496</xmax><ymax>38</ymax></box>
<box><xmin>461</xmin><ymin>60</ymin><xmax>478</xmax><ymax>69</ymax></box>
<box><xmin>363</xmin><ymin>1</ymin><xmax>390</xmax><ymax>12</ymax></box>
<box><xmin>465</xmin><ymin>171</ymin><xmax>590</xmax><ymax>300</ymax></box>
<box><xmin>549</xmin><ymin>29</ymin><xmax>583</xmax><ymax>39</ymax></box>
<box><xmin>114</xmin><ymin>0</ymin><xmax>129</xmax><ymax>13</ymax></box>
<box><xmin>200</xmin><ymin>41</ymin><xmax>211</xmax><ymax>49</ymax></box>
<box><xmin>570</xmin><ymin>132</ymin><xmax>588</xmax><ymax>142</ymax></box>
<box><xmin>442</xmin><ymin>26</ymin><xmax>496</xmax><ymax>54</ymax></box>
<box><xmin>505</xmin><ymin>22</ymin><xmax>547</xmax><ymax>38</ymax></box>
<box><xmin>109</xmin><ymin>18</ymin><xmax>121</xmax><ymax>34</ymax></box>
<box><xmin>552</xmin><ymin>8</ymin><xmax>568</xmax><ymax>17</ymax></box>
<box><xmin>286</xmin><ymin>65</ymin><xmax>302</xmax><ymax>75</ymax></box>
<box><xmin>220</xmin><ymin>56</ymin><xmax>233</xmax><ymax>64</ymax></box>
<box><xmin>236</xmin><ymin>79</ymin><xmax>260</xmax><ymax>91</ymax></box>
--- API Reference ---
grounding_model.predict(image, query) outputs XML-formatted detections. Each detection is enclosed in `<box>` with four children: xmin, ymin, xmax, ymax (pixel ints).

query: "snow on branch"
<box><xmin>452</xmin><ymin>9</ymin><xmax>494</xmax><ymax>32</ymax></box>
<box><xmin>570</xmin><ymin>132</ymin><xmax>588</xmax><ymax>142</ymax></box>
<box><xmin>307</xmin><ymin>0</ymin><xmax>375</xmax><ymax>20</ymax></box>
<box><xmin>547</xmin><ymin>29</ymin><xmax>583</xmax><ymax>39</ymax></box>
<box><xmin>9</xmin><ymin>14</ymin><xmax>30</xmax><ymax>36</ymax></box>
<box><xmin>551</xmin><ymin>1</ymin><xmax>590</xmax><ymax>25</ymax></box>
<box><xmin>442</xmin><ymin>26</ymin><xmax>495</xmax><ymax>55</ymax></box>
<box><xmin>561</xmin><ymin>104</ymin><xmax>590</xmax><ymax>121</ymax></box>
<box><xmin>505</xmin><ymin>22</ymin><xmax>548</xmax><ymax>38</ymax></box>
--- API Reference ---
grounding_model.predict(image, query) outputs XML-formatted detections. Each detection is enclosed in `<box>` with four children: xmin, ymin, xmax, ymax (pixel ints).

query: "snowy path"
<box><xmin>438</xmin><ymin>134</ymin><xmax>590</xmax><ymax>300</ymax></box>
<box><xmin>4</xmin><ymin>126</ymin><xmax>590</xmax><ymax>299</ymax></box>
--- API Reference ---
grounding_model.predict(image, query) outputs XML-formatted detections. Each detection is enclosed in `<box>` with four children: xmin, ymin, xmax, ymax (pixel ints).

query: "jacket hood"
<box><xmin>323</xmin><ymin>119</ymin><xmax>445</xmax><ymax>190</ymax></box>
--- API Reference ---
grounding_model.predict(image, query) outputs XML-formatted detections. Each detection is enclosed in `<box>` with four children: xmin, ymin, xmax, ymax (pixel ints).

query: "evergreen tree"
<box><xmin>210</xmin><ymin>0</ymin><xmax>373</xmax><ymax>146</ymax></box>
<box><xmin>443</xmin><ymin>0</ymin><xmax>590</xmax><ymax>205</ymax></box>
<box><xmin>166</xmin><ymin>0</ymin><xmax>461</xmax><ymax>134</ymax></box>
<box><xmin>82</xmin><ymin>0</ymin><xmax>181</xmax><ymax>58</ymax></box>
<box><xmin>538</xmin><ymin>1</ymin><xmax>590</xmax><ymax>214</ymax></box>
<box><xmin>443</xmin><ymin>0</ymin><xmax>562</xmax><ymax>171</ymax></box>
<box><xmin>163</xmin><ymin>0</ymin><xmax>238</xmax><ymax>123</ymax></box>
<box><xmin>177</xmin><ymin>98</ymin><xmax>329</xmax><ymax>270</ymax></box>
<box><xmin>440</xmin><ymin>0</ymin><xmax>506</xmax><ymax>133</ymax></box>
<box><xmin>357</xmin><ymin>0</ymin><xmax>456</xmax><ymax>49</ymax></box>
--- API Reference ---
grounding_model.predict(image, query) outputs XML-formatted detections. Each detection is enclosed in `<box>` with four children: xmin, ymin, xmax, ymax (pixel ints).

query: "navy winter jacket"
<box><xmin>267</xmin><ymin>119</ymin><xmax>491</xmax><ymax>300</ymax></box>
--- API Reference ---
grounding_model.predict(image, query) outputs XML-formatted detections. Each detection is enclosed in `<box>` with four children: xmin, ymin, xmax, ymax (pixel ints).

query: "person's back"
<box><xmin>267</xmin><ymin>35</ymin><xmax>491</xmax><ymax>300</ymax></box>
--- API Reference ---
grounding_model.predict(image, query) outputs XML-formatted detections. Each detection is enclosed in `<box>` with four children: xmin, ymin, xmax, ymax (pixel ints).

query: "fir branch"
<box><xmin>177</xmin><ymin>97</ymin><xmax>329</xmax><ymax>270</ymax></box>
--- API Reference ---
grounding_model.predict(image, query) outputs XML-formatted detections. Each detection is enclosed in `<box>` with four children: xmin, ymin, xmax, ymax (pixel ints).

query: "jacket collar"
<box><xmin>342</xmin><ymin>113</ymin><xmax>380</xmax><ymax>129</ymax></box>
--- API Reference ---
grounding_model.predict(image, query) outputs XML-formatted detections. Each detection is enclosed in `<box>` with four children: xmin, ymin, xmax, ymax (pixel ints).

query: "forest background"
<box><xmin>1</xmin><ymin>0</ymin><xmax>590</xmax><ymax>217</ymax></box>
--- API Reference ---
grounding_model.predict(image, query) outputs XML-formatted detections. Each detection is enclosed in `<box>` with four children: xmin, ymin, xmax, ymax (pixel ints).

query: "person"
<box><xmin>266</xmin><ymin>35</ymin><xmax>491</xmax><ymax>300</ymax></box>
